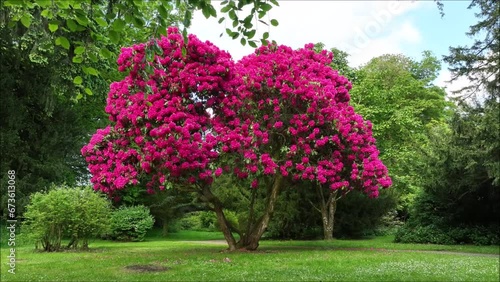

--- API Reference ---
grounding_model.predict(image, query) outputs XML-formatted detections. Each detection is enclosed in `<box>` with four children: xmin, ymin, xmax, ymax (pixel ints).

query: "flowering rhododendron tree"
<box><xmin>82</xmin><ymin>27</ymin><xmax>391</xmax><ymax>250</ymax></box>
<box><xmin>216</xmin><ymin>44</ymin><xmax>392</xmax><ymax>243</ymax></box>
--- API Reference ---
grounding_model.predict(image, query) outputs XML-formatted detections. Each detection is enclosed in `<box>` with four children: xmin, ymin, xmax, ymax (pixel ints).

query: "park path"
<box><xmin>179</xmin><ymin>240</ymin><xmax>500</xmax><ymax>258</ymax></box>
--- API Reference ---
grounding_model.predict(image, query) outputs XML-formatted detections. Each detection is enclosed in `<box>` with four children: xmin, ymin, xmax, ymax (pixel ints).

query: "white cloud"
<box><xmin>436</xmin><ymin>69</ymin><xmax>473</xmax><ymax>98</ymax></box>
<box><xmin>397</xmin><ymin>21</ymin><xmax>422</xmax><ymax>44</ymax></box>
<box><xmin>188</xmin><ymin>1</ymin><xmax>424</xmax><ymax>66</ymax></box>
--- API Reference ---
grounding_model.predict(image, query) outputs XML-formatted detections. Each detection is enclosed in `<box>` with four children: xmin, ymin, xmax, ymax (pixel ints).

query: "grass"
<box><xmin>1</xmin><ymin>230</ymin><xmax>498</xmax><ymax>281</ymax></box>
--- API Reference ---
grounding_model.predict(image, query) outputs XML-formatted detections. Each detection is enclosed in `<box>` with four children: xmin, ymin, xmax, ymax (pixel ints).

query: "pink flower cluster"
<box><xmin>212</xmin><ymin>43</ymin><xmax>391</xmax><ymax>197</ymax></box>
<box><xmin>82</xmin><ymin>28</ymin><xmax>391</xmax><ymax>198</ymax></box>
<box><xmin>82</xmin><ymin>27</ymin><xmax>234</xmax><ymax>194</ymax></box>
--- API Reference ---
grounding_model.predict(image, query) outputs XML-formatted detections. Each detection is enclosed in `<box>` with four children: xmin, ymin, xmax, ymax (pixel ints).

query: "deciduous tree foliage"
<box><xmin>350</xmin><ymin>52</ymin><xmax>449</xmax><ymax>218</ymax></box>
<box><xmin>82</xmin><ymin>28</ymin><xmax>391</xmax><ymax>250</ymax></box>
<box><xmin>1</xmin><ymin>0</ymin><xmax>278</xmax><ymax>98</ymax></box>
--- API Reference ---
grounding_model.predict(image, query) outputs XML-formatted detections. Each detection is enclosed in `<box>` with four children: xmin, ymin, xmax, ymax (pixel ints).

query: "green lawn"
<box><xmin>1</xmin><ymin>230</ymin><xmax>498</xmax><ymax>281</ymax></box>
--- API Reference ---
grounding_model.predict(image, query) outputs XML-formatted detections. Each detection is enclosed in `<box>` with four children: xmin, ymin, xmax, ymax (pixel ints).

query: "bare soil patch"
<box><xmin>125</xmin><ymin>264</ymin><xmax>169</xmax><ymax>272</ymax></box>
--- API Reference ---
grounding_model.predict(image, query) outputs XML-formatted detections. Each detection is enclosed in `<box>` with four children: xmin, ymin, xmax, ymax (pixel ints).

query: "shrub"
<box><xmin>178</xmin><ymin>210</ymin><xmax>239</xmax><ymax>232</ymax></box>
<box><xmin>395</xmin><ymin>187</ymin><xmax>500</xmax><ymax>246</ymax></box>
<box><xmin>23</xmin><ymin>185</ymin><xmax>111</xmax><ymax>251</ymax></box>
<box><xmin>109</xmin><ymin>205</ymin><xmax>154</xmax><ymax>241</ymax></box>
<box><xmin>395</xmin><ymin>224</ymin><xmax>499</xmax><ymax>246</ymax></box>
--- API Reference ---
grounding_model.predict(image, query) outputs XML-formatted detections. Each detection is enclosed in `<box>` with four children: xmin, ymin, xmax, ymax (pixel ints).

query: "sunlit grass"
<box><xmin>1</xmin><ymin>230</ymin><xmax>498</xmax><ymax>281</ymax></box>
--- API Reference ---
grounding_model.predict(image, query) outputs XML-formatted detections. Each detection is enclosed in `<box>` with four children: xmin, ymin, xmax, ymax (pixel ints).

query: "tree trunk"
<box><xmin>238</xmin><ymin>174</ymin><xmax>283</xmax><ymax>250</ymax></box>
<box><xmin>162</xmin><ymin>220</ymin><xmax>169</xmax><ymax>236</ymax></box>
<box><xmin>321</xmin><ymin>190</ymin><xmax>338</xmax><ymax>240</ymax></box>
<box><xmin>200</xmin><ymin>184</ymin><xmax>238</xmax><ymax>251</ymax></box>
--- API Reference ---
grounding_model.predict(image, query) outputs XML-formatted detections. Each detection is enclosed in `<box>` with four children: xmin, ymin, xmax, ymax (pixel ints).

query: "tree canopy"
<box><xmin>81</xmin><ymin>27</ymin><xmax>391</xmax><ymax>250</ymax></box>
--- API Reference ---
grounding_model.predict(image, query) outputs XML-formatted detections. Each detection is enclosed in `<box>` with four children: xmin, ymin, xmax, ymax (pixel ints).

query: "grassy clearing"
<box><xmin>1</xmin><ymin>230</ymin><xmax>498</xmax><ymax>281</ymax></box>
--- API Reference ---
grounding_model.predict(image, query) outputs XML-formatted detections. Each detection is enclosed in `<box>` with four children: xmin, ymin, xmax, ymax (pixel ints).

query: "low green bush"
<box><xmin>395</xmin><ymin>224</ymin><xmax>499</xmax><ymax>245</ymax></box>
<box><xmin>23</xmin><ymin>185</ymin><xmax>111</xmax><ymax>251</ymax></box>
<box><xmin>108</xmin><ymin>205</ymin><xmax>154</xmax><ymax>241</ymax></box>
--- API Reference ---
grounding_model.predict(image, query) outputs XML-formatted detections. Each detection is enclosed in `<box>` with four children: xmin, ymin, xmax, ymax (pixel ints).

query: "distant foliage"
<box><xmin>395</xmin><ymin>109</ymin><xmax>500</xmax><ymax>246</ymax></box>
<box><xmin>23</xmin><ymin>186</ymin><xmax>111</xmax><ymax>251</ymax></box>
<box><xmin>178</xmin><ymin>211</ymin><xmax>239</xmax><ymax>232</ymax></box>
<box><xmin>334</xmin><ymin>190</ymin><xmax>397</xmax><ymax>238</ymax></box>
<box><xmin>109</xmin><ymin>205</ymin><xmax>154</xmax><ymax>242</ymax></box>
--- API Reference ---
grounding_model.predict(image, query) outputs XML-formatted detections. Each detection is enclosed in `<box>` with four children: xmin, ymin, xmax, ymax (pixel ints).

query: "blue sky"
<box><xmin>189</xmin><ymin>1</ymin><xmax>480</xmax><ymax>93</ymax></box>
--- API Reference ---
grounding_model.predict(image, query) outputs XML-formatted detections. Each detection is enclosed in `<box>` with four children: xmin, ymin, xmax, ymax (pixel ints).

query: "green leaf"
<box><xmin>48</xmin><ymin>22</ymin><xmax>58</xmax><ymax>32</ymax></box>
<box><xmin>106</xmin><ymin>12</ymin><xmax>116</xmax><ymax>20</ymax></box>
<box><xmin>38</xmin><ymin>0</ymin><xmax>52</xmax><ymax>8</ymax></box>
<box><xmin>55</xmin><ymin>36</ymin><xmax>70</xmax><ymax>50</ymax></box>
<box><xmin>270</xmin><ymin>0</ymin><xmax>279</xmax><ymax>6</ymax></box>
<box><xmin>73</xmin><ymin>76</ymin><xmax>83</xmax><ymax>85</ymax></box>
<box><xmin>84</xmin><ymin>88</ymin><xmax>93</xmax><ymax>95</ymax></box>
<box><xmin>247</xmin><ymin>29</ymin><xmax>256</xmax><ymax>39</ymax></box>
<box><xmin>75</xmin><ymin>14</ymin><xmax>89</xmax><ymax>26</ymax></box>
<box><xmin>100</xmin><ymin>48</ymin><xmax>112</xmax><ymax>59</ymax></box>
<box><xmin>183</xmin><ymin>10</ymin><xmax>192</xmax><ymax>27</ymax></box>
<box><xmin>112</xmin><ymin>19</ymin><xmax>126</xmax><ymax>31</ymax></box>
<box><xmin>220</xmin><ymin>5</ymin><xmax>231</xmax><ymax>13</ymax></box>
<box><xmin>133</xmin><ymin>17</ymin><xmax>145</xmax><ymax>28</ymax></box>
<box><xmin>66</xmin><ymin>19</ymin><xmax>78</xmax><ymax>31</ymax></box>
<box><xmin>86</xmin><ymin>67</ymin><xmax>99</xmax><ymax>76</ymax></box>
<box><xmin>207</xmin><ymin>5</ymin><xmax>217</xmax><ymax>17</ymax></box>
<box><xmin>260</xmin><ymin>3</ymin><xmax>273</xmax><ymax>12</ymax></box>
<box><xmin>76</xmin><ymin>93</ymin><xmax>83</xmax><ymax>100</ymax></box>
<box><xmin>202</xmin><ymin>7</ymin><xmax>210</xmax><ymax>19</ymax></box>
<box><xmin>88</xmin><ymin>52</ymin><xmax>98</xmax><ymax>62</ymax></box>
<box><xmin>74</xmin><ymin>46</ymin><xmax>85</xmax><ymax>55</ymax></box>
<box><xmin>240</xmin><ymin>37</ymin><xmax>246</xmax><ymax>46</ymax></box>
<box><xmin>20</xmin><ymin>14</ymin><xmax>31</xmax><ymax>28</ymax></box>
<box><xmin>108</xmin><ymin>30</ymin><xmax>120</xmax><ymax>44</ymax></box>
<box><xmin>243</xmin><ymin>16</ymin><xmax>253</xmax><ymax>29</ymax></box>
<box><xmin>248</xmin><ymin>40</ymin><xmax>257</xmax><ymax>48</ymax></box>
<box><xmin>95</xmin><ymin>17</ymin><xmax>108</xmax><ymax>27</ymax></box>
<box><xmin>263</xmin><ymin>32</ymin><xmax>269</xmax><ymax>40</ymax></box>
<box><xmin>228</xmin><ymin>10</ymin><xmax>237</xmax><ymax>20</ymax></box>
<box><xmin>270</xmin><ymin>19</ymin><xmax>279</xmax><ymax>26</ymax></box>
<box><xmin>158</xmin><ymin>5</ymin><xmax>169</xmax><ymax>18</ymax></box>
<box><xmin>153</xmin><ymin>41</ymin><xmax>163</xmax><ymax>55</ymax></box>
<box><xmin>72</xmin><ymin>56</ymin><xmax>83</xmax><ymax>63</ymax></box>
<box><xmin>218</xmin><ymin>17</ymin><xmax>225</xmax><ymax>24</ymax></box>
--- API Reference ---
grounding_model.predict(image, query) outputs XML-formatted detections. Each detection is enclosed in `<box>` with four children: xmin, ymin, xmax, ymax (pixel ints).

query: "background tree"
<box><xmin>442</xmin><ymin>0</ymin><xmax>499</xmax><ymax>99</ymax></box>
<box><xmin>1</xmin><ymin>0</ymin><xmax>279</xmax><ymax>98</ymax></box>
<box><xmin>0</xmin><ymin>23</ymin><xmax>109</xmax><ymax>218</ymax></box>
<box><xmin>349</xmin><ymin>52</ymin><xmax>449</xmax><ymax>220</ymax></box>
<box><xmin>396</xmin><ymin>0</ymin><xmax>499</xmax><ymax>245</ymax></box>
